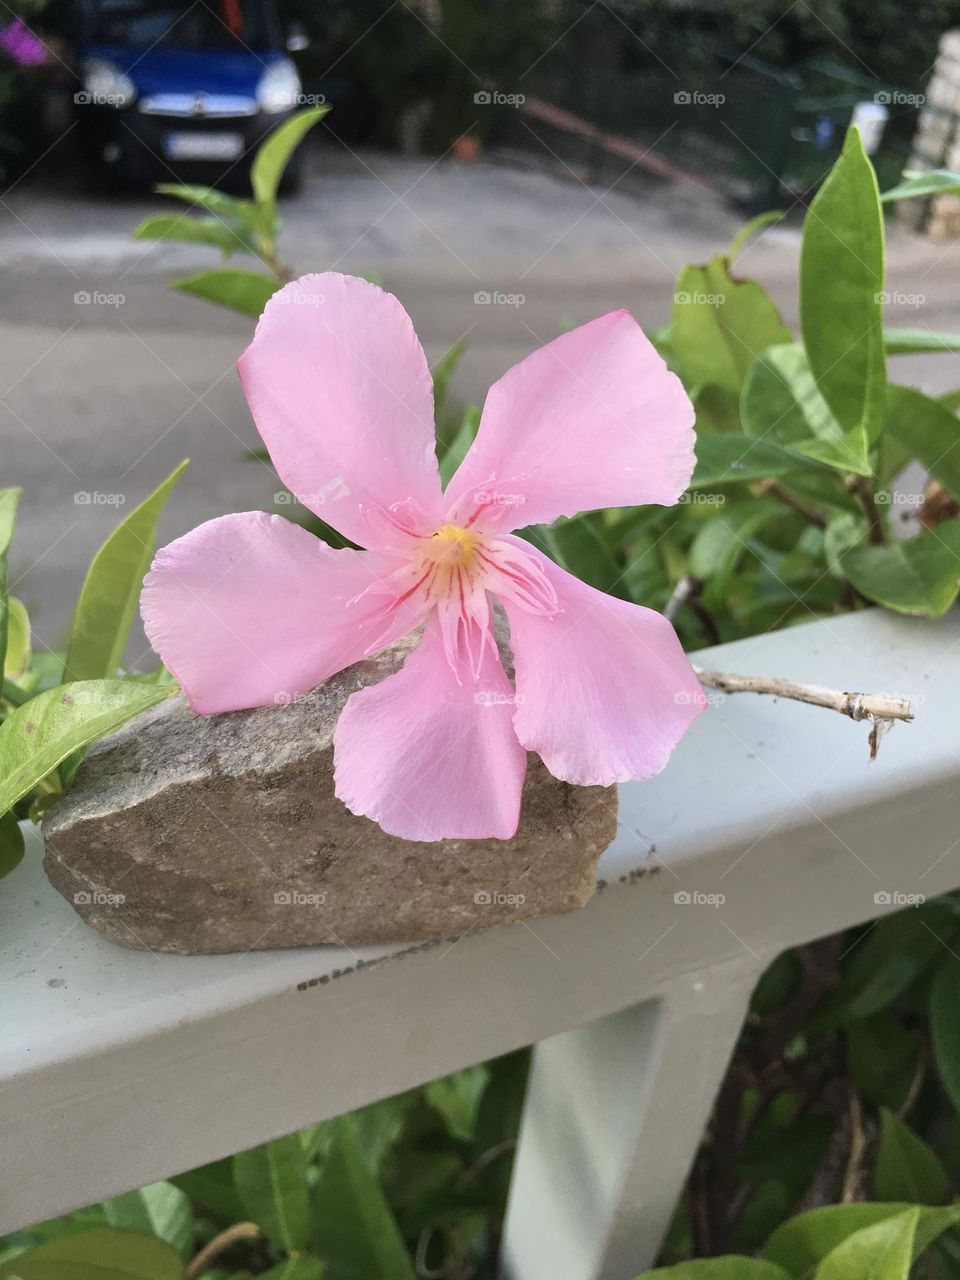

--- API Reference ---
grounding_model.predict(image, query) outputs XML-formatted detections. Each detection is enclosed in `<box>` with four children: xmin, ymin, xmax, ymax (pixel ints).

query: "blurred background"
<box><xmin>3</xmin><ymin>0</ymin><xmax>960</xmax><ymax>654</ymax></box>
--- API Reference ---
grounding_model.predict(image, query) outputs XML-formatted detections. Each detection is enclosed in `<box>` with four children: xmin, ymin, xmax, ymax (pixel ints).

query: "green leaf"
<box><xmin>258</xmin><ymin>1260</ymin><xmax>325</xmax><ymax>1280</ymax></box>
<box><xmin>671</xmin><ymin>255</ymin><xmax>792</xmax><ymax>395</ymax></box>
<box><xmin>690</xmin><ymin>434</ymin><xmax>824</xmax><ymax>489</ymax></box>
<box><xmin>0</xmin><ymin>1227</ymin><xmax>184</xmax><ymax>1279</ymax></box>
<box><xmin>234</xmin><ymin>1134</ymin><xmax>310</xmax><ymax>1253</ymax></box>
<box><xmin>846</xmin><ymin>1014</ymin><xmax>920</xmax><ymax>1110</ymax></box>
<box><xmin>64</xmin><ymin>461</ymin><xmax>188</xmax><ymax>682</ymax></box>
<box><xmin>824</xmin><ymin>511</ymin><xmax>867</xmax><ymax>576</ymax></box>
<box><xmin>0</xmin><ymin>680</ymin><xmax>174</xmax><ymax>814</ymax></box>
<box><xmin>425</xmin><ymin>1065</ymin><xmax>489</xmax><ymax>1142</ymax></box>
<box><xmin>727</xmin><ymin>210</ymin><xmax>784</xmax><ymax>263</ymax></box>
<box><xmin>814</xmin><ymin>1207</ymin><xmax>918</xmax><ymax>1280</ymax></box>
<box><xmin>439</xmin><ymin>404</ymin><xmax>480</xmax><ymax>487</ymax></box>
<box><xmin>766</xmin><ymin>1204</ymin><xmax>960</xmax><ymax>1277</ymax></box>
<box><xmin>4</xmin><ymin>596</ymin><xmax>29</xmax><ymax>680</ymax></box>
<box><xmin>432</xmin><ymin>339</ymin><xmax>468</xmax><ymax>421</ymax></box>
<box><xmin>930</xmin><ymin>962</ymin><xmax>960</xmax><ymax>1117</ymax></box>
<box><xmin>800</xmin><ymin>126</ymin><xmax>886</xmax><ymax>442</ymax></box>
<box><xmin>171</xmin><ymin>269</ymin><xmax>278</xmax><ymax>317</ymax></box>
<box><xmin>885</xmin><ymin>384</ymin><xmax>960</xmax><ymax>502</ymax></box>
<box><xmin>873</xmin><ymin>1109</ymin><xmax>948</xmax><ymax>1204</ymax></box>
<box><xmin>884</xmin><ymin>328</ymin><xmax>960</xmax><ymax>355</ymax></box>
<box><xmin>812</xmin><ymin>907</ymin><xmax>957</xmax><ymax>1032</ymax></box>
<box><xmin>640</xmin><ymin>1261</ymin><xmax>789</xmax><ymax>1279</ymax></box>
<box><xmin>102</xmin><ymin>1181</ymin><xmax>194</xmax><ymax>1256</ymax></box>
<box><xmin>133</xmin><ymin>213</ymin><xmax>254</xmax><ymax>257</ymax></box>
<box><xmin>0</xmin><ymin>809</ymin><xmax>24</xmax><ymax>881</ymax></box>
<box><xmin>546</xmin><ymin>514</ymin><xmax>625</xmax><ymax>596</ymax></box>
<box><xmin>251</xmin><ymin>105</ymin><xmax>329</xmax><ymax>209</ymax></box>
<box><xmin>311</xmin><ymin>1116</ymin><xmax>417</xmax><ymax>1280</ymax></box>
<box><xmin>841</xmin><ymin>520</ymin><xmax>960</xmax><ymax>617</ymax></box>
<box><xmin>741</xmin><ymin>345</ymin><xmax>872</xmax><ymax>475</ymax></box>
<box><xmin>170</xmin><ymin>1159</ymin><xmax>245</xmax><ymax>1222</ymax></box>
<box><xmin>689</xmin><ymin>501</ymin><xmax>775</xmax><ymax>582</ymax></box>
<box><xmin>0</xmin><ymin>486</ymin><xmax>21</xmax><ymax>682</ymax></box>
<box><xmin>154</xmin><ymin>183</ymin><xmax>258</xmax><ymax>224</ymax></box>
<box><xmin>882</xmin><ymin>170</ymin><xmax>960</xmax><ymax>202</ymax></box>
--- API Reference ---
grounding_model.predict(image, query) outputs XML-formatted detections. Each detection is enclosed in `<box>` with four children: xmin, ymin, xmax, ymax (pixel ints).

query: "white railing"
<box><xmin>1</xmin><ymin>606</ymin><xmax>958</xmax><ymax>1279</ymax></box>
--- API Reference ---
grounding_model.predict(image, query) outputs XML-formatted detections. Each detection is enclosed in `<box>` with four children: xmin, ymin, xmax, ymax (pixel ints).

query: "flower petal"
<box><xmin>498</xmin><ymin>537</ymin><xmax>706</xmax><ymax>785</ymax></box>
<box><xmin>141</xmin><ymin>511</ymin><xmax>427</xmax><ymax>714</ymax></box>
<box><xmin>334</xmin><ymin>616</ymin><xmax>527</xmax><ymax>841</ymax></box>
<box><xmin>238</xmin><ymin>273</ymin><xmax>444</xmax><ymax>550</ymax></box>
<box><xmin>444</xmin><ymin>310</ymin><xmax>695</xmax><ymax>532</ymax></box>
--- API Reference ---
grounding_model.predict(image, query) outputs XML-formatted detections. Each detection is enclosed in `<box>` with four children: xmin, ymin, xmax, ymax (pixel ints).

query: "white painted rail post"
<box><xmin>500</xmin><ymin>954</ymin><xmax>767</xmax><ymax>1280</ymax></box>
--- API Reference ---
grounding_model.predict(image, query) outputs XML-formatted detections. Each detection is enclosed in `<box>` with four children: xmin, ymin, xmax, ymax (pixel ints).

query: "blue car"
<box><xmin>71</xmin><ymin>0</ymin><xmax>306</xmax><ymax>190</ymax></box>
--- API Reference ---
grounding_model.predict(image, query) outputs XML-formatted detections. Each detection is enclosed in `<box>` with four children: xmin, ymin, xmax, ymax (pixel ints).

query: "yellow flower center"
<box><xmin>415</xmin><ymin>524</ymin><xmax>483</xmax><ymax>597</ymax></box>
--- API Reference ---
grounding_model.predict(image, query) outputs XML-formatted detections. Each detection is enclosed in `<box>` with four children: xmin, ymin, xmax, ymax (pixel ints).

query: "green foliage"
<box><xmin>234</xmin><ymin>1135</ymin><xmax>311</xmax><ymax>1252</ymax></box>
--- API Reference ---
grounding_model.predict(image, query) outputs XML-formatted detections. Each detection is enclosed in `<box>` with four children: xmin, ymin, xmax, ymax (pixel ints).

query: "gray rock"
<box><xmin>42</xmin><ymin>638</ymin><xmax>617</xmax><ymax>954</ymax></box>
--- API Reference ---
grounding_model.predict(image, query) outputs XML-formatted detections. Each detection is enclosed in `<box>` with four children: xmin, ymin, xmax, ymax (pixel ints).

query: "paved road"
<box><xmin>3</xmin><ymin>135</ymin><xmax>960</xmax><ymax>654</ymax></box>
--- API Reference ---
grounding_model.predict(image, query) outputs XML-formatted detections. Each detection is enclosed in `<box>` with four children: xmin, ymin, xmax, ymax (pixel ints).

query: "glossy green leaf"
<box><xmin>814</xmin><ymin>1207</ymin><xmax>918</xmax><ymax>1280</ymax></box>
<box><xmin>0</xmin><ymin>680</ymin><xmax>174</xmax><ymax>814</ymax></box>
<box><xmin>251</xmin><ymin>105</ymin><xmax>328</xmax><ymax>209</ymax></box>
<box><xmin>841</xmin><ymin>520</ymin><xmax>960</xmax><ymax>617</ymax></box>
<box><xmin>766</xmin><ymin>1203</ymin><xmax>960</xmax><ymax>1277</ymax></box>
<box><xmin>170</xmin><ymin>1158</ymin><xmax>245</xmax><ymax>1222</ymax></box>
<box><xmin>640</xmin><ymin>1260</ymin><xmax>789</xmax><ymax>1279</ymax></box>
<box><xmin>102</xmin><ymin>1181</ymin><xmax>194</xmax><ymax>1255</ymax></box>
<box><xmin>234</xmin><ymin>1134</ymin><xmax>310</xmax><ymax>1253</ymax></box>
<box><xmin>873</xmin><ymin>1109</ymin><xmax>949</xmax><ymax>1204</ymax></box>
<box><xmin>171</xmin><ymin>268</ymin><xmax>278</xmax><ymax>317</ymax></box>
<box><xmin>671</xmin><ymin>255</ymin><xmax>792</xmax><ymax>395</ymax></box>
<box><xmin>432</xmin><ymin>338</ymin><xmax>468</xmax><ymax>421</ymax></box>
<box><xmin>64</xmin><ymin>461</ymin><xmax>188</xmax><ymax>682</ymax></box>
<box><xmin>824</xmin><ymin>511</ymin><xmax>867</xmax><ymax>576</ymax></box>
<box><xmin>311</xmin><ymin>1116</ymin><xmax>417</xmax><ymax>1280</ymax></box>
<box><xmin>930</xmin><ymin>962</ymin><xmax>960</xmax><ymax>1118</ymax></box>
<box><xmin>4</xmin><ymin>596</ymin><xmax>29</xmax><ymax>680</ymax></box>
<box><xmin>885</xmin><ymin>384</ymin><xmax>960</xmax><ymax>501</ymax></box>
<box><xmin>439</xmin><ymin>404</ymin><xmax>480</xmax><ymax>487</ymax></box>
<box><xmin>800</xmin><ymin>127</ymin><xmax>886</xmax><ymax>442</ymax></box>
<box><xmin>881</xmin><ymin>170</ymin><xmax>960</xmax><ymax>202</ymax></box>
<box><xmin>425</xmin><ymin>1065</ymin><xmax>489</xmax><ymax>1142</ymax></box>
<box><xmin>690</xmin><ymin>434</ymin><xmax>824</xmax><ymax>489</ymax></box>
<box><xmin>0</xmin><ymin>486</ymin><xmax>21</xmax><ymax>681</ymax></box>
<box><xmin>0</xmin><ymin>1227</ymin><xmax>185</xmax><ymax>1279</ymax></box>
<box><xmin>0</xmin><ymin>809</ymin><xmax>24</xmax><ymax>881</ymax></box>
<box><xmin>940</xmin><ymin>389</ymin><xmax>960</xmax><ymax>413</ymax></box>
<box><xmin>689</xmin><ymin>501</ymin><xmax>774</xmax><ymax>581</ymax></box>
<box><xmin>741</xmin><ymin>345</ymin><xmax>872</xmax><ymax>475</ymax></box>
<box><xmin>727</xmin><ymin>210</ymin><xmax>784</xmax><ymax>263</ymax></box>
<box><xmin>884</xmin><ymin>328</ymin><xmax>960</xmax><ymax>355</ymax></box>
<box><xmin>133</xmin><ymin>213</ymin><xmax>254</xmax><ymax>257</ymax></box>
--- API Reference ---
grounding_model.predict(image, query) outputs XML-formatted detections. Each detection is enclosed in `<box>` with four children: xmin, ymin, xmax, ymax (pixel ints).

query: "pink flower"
<box><xmin>141</xmin><ymin>273</ymin><xmax>706</xmax><ymax>841</ymax></box>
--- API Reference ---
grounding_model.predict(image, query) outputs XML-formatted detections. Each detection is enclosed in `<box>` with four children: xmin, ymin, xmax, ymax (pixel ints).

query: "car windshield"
<box><xmin>87</xmin><ymin>0</ymin><xmax>273</xmax><ymax>51</ymax></box>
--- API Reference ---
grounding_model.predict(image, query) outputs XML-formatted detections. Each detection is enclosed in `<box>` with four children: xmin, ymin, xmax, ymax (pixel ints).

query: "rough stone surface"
<box><xmin>42</xmin><ymin>638</ymin><xmax>617</xmax><ymax>954</ymax></box>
